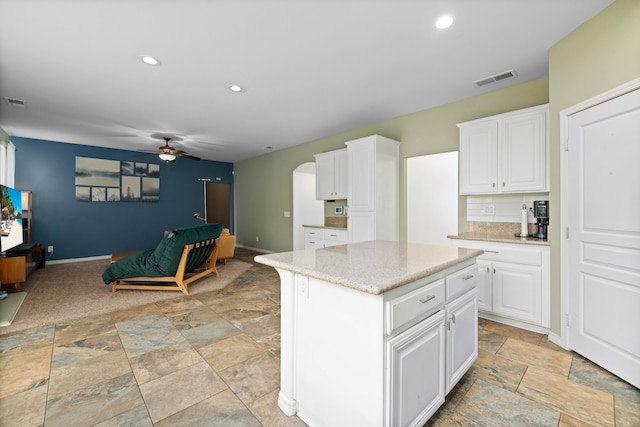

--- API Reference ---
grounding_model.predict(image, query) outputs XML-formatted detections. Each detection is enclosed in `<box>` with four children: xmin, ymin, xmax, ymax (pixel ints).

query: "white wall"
<box><xmin>407</xmin><ymin>152</ymin><xmax>458</xmax><ymax>246</ymax></box>
<box><xmin>293</xmin><ymin>163</ymin><xmax>324</xmax><ymax>250</ymax></box>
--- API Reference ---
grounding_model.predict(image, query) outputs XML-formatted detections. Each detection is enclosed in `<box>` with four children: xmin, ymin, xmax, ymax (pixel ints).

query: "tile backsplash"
<box><xmin>467</xmin><ymin>193</ymin><xmax>549</xmax><ymax>224</ymax></box>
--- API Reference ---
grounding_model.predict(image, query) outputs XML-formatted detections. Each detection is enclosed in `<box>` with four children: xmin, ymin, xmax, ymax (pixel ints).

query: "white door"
<box><xmin>567</xmin><ymin>87</ymin><xmax>640</xmax><ymax>388</ymax></box>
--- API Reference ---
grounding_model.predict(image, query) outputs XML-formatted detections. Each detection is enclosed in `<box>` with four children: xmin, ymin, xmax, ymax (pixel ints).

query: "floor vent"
<box><xmin>474</xmin><ymin>69</ymin><xmax>518</xmax><ymax>86</ymax></box>
<box><xmin>5</xmin><ymin>97</ymin><xmax>26</xmax><ymax>108</ymax></box>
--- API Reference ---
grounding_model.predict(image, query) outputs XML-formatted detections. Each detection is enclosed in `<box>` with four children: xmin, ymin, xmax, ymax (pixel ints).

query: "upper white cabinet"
<box><xmin>458</xmin><ymin>104</ymin><xmax>548</xmax><ymax>195</ymax></box>
<box><xmin>346</xmin><ymin>135</ymin><xmax>399</xmax><ymax>243</ymax></box>
<box><xmin>314</xmin><ymin>148</ymin><xmax>348</xmax><ymax>200</ymax></box>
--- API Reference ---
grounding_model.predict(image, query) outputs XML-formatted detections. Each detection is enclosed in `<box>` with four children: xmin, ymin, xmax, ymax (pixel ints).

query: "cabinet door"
<box><xmin>500</xmin><ymin>110</ymin><xmax>547</xmax><ymax>192</ymax></box>
<box><xmin>348</xmin><ymin>211</ymin><xmax>375</xmax><ymax>243</ymax></box>
<box><xmin>459</xmin><ymin>122</ymin><xmax>498</xmax><ymax>194</ymax></box>
<box><xmin>387</xmin><ymin>311</ymin><xmax>446</xmax><ymax>427</ymax></box>
<box><xmin>475</xmin><ymin>260</ymin><xmax>492</xmax><ymax>312</ymax></box>
<box><xmin>333</xmin><ymin>148</ymin><xmax>348</xmax><ymax>199</ymax></box>
<box><xmin>446</xmin><ymin>289</ymin><xmax>478</xmax><ymax>393</ymax></box>
<box><xmin>347</xmin><ymin>139</ymin><xmax>375</xmax><ymax>211</ymax></box>
<box><xmin>492</xmin><ymin>262</ymin><xmax>542</xmax><ymax>324</ymax></box>
<box><xmin>314</xmin><ymin>152</ymin><xmax>334</xmax><ymax>200</ymax></box>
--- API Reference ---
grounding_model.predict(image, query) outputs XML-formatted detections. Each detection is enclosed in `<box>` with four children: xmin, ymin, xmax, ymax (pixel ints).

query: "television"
<box><xmin>1</xmin><ymin>184</ymin><xmax>24</xmax><ymax>254</ymax></box>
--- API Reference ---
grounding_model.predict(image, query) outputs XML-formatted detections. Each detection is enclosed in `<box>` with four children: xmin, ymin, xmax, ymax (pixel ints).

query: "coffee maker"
<box><xmin>532</xmin><ymin>201</ymin><xmax>549</xmax><ymax>239</ymax></box>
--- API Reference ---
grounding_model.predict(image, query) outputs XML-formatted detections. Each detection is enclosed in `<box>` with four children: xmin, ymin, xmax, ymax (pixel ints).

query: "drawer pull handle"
<box><xmin>419</xmin><ymin>295</ymin><xmax>436</xmax><ymax>304</ymax></box>
<box><xmin>485</xmin><ymin>250</ymin><xmax>499</xmax><ymax>253</ymax></box>
<box><xmin>462</xmin><ymin>274</ymin><xmax>474</xmax><ymax>281</ymax></box>
<box><xmin>329</xmin><ymin>234</ymin><xmax>336</xmax><ymax>237</ymax></box>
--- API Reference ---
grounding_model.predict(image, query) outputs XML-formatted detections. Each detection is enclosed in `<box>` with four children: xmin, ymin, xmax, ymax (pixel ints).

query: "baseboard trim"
<box><xmin>479</xmin><ymin>312</ymin><xmax>550</xmax><ymax>335</ymax></box>
<box><xmin>547</xmin><ymin>331</ymin><xmax>568</xmax><ymax>350</ymax></box>
<box><xmin>235</xmin><ymin>244</ymin><xmax>275</xmax><ymax>254</ymax></box>
<box><xmin>46</xmin><ymin>255</ymin><xmax>112</xmax><ymax>265</ymax></box>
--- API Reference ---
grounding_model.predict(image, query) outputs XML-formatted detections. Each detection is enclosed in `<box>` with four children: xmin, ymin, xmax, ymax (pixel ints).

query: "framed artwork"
<box><xmin>76</xmin><ymin>156</ymin><xmax>160</xmax><ymax>202</ymax></box>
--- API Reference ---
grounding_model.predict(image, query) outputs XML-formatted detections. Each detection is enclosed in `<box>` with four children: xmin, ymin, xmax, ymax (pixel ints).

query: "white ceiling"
<box><xmin>0</xmin><ymin>0</ymin><xmax>613</xmax><ymax>163</ymax></box>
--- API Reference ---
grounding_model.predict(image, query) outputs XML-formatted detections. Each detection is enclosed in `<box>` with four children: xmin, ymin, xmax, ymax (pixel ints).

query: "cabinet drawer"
<box><xmin>446</xmin><ymin>265</ymin><xmax>478</xmax><ymax>300</ymax></box>
<box><xmin>304</xmin><ymin>228</ymin><xmax>323</xmax><ymax>239</ymax></box>
<box><xmin>386</xmin><ymin>279</ymin><xmax>445</xmax><ymax>335</ymax></box>
<box><xmin>304</xmin><ymin>238</ymin><xmax>324</xmax><ymax>249</ymax></box>
<box><xmin>480</xmin><ymin>247</ymin><xmax>541</xmax><ymax>266</ymax></box>
<box><xmin>324</xmin><ymin>229</ymin><xmax>347</xmax><ymax>242</ymax></box>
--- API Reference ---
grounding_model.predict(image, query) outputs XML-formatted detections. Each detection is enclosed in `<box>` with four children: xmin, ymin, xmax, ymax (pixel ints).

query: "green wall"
<box><xmin>234</xmin><ymin>78</ymin><xmax>549</xmax><ymax>252</ymax></box>
<box><xmin>234</xmin><ymin>0</ymin><xmax>639</xmax><ymax>337</ymax></box>
<box><xmin>547</xmin><ymin>0</ymin><xmax>640</xmax><ymax>334</ymax></box>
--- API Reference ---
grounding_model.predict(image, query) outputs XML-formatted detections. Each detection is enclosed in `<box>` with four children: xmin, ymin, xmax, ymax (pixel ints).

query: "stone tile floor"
<box><xmin>1</xmin><ymin>248</ymin><xmax>638</xmax><ymax>426</ymax></box>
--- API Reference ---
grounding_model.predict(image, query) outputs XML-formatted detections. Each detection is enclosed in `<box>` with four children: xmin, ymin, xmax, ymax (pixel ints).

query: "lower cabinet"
<box><xmin>303</xmin><ymin>227</ymin><xmax>348</xmax><ymax>249</ymax></box>
<box><xmin>387</xmin><ymin>311</ymin><xmax>446</xmax><ymax>427</ymax></box>
<box><xmin>387</xmin><ymin>288</ymin><xmax>478</xmax><ymax>427</ymax></box>
<box><xmin>450</xmin><ymin>239</ymin><xmax>550</xmax><ymax>331</ymax></box>
<box><xmin>445</xmin><ymin>289</ymin><xmax>478</xmax><ymax>393</ymax></box>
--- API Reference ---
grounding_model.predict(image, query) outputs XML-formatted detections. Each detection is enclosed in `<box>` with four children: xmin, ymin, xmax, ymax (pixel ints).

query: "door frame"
<box><xmin>559</xmin><ymin>76</ymin><xmax>640</xmax><ymax>349</ymax></box>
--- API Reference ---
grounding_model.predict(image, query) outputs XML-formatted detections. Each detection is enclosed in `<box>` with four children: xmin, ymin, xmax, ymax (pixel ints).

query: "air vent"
<box><xmin>5</xmin><ymin>98</ymin><xmax>26</xmax><ymax>108</ymax></box>
<box><xmin>474</xmin><ymin>69</ymin><xmax>518</xmax><ymax>86</ymax></box>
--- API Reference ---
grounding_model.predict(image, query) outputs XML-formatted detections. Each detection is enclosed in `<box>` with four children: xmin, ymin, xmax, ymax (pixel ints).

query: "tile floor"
<box><xmin>1</xmin><ymin>248</ymin><xmax>638</xmax><ymax>426</ymax></box>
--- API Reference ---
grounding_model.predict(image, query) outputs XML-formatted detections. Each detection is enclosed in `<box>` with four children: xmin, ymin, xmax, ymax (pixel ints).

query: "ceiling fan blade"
<box><xmin>177</xmin><ymin>153</ymin><xmax>201</xmax><ymax>160</ymax></box>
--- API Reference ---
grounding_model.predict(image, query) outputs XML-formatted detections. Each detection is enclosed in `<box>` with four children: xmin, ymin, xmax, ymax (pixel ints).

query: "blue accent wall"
<box><xmin>12</xmin><ymin>137</ymin><xmax>233</xmax><ymax>261</ymax></box>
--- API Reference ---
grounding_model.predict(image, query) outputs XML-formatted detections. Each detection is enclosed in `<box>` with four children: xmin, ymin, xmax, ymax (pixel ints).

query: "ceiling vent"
<box><xmin>5</xmin><ymin>97</ymin><xmax>26</xmax><ymax>108</ymax></box>
<box><xmin>474</xmin><ymin>69</ymin><xmax>518</xmax><ymax>86</ymax></box>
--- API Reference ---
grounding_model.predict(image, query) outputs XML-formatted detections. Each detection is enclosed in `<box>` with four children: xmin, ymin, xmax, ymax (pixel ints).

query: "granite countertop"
<box><xmin>254</xmin><ymin>240</ymin><xmax>483</xmax><ymax>295</ymax></box>
<box><xmin>447</xmin><ymin>232</ymin><xmax>550</xmax><ymax>246</ymax></box>
<box><xmin>302</xmin><ymin>224</ymin><xmax>348</xmax><ymax>230</ymax></box>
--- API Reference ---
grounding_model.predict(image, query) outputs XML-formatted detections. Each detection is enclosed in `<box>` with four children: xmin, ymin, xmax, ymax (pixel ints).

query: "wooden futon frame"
<box><xmin>111</xmin><ymin>238</ymin><xmax>219</xmax><ymax>295</ymax></box>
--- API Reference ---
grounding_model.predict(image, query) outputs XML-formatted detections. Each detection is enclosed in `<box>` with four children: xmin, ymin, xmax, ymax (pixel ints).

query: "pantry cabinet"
<box><xmin>458</xmin><ymin>104</ymin><xmax>548</xmax><ymax>195</ymax></box>
<box><xmin>346</xmin><ymin>135</ymin><xmax>399</xmax><ymax>243</ymax></box>
<box><xmin>449</xmin><ymin>239</ymin><xmax>550</xmax><ymax>332</ymax></box>
<box><xmin>314</xmin><ymin>148</ymin><xmax>348</xmax><ymax>200</ymax></box>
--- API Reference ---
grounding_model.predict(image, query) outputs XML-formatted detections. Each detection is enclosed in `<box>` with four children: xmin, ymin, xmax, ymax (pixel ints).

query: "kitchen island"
<box><xmin>255</xmin><ymin>240</ymin><xmax>483</xmax><ymax>427</ymax></box>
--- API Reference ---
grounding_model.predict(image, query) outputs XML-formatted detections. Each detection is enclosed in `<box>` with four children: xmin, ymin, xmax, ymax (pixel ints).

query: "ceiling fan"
<box><xmin>157</xmin><ymin>136</ymin><xmax>200</xmax><ymax>162</ymax></box>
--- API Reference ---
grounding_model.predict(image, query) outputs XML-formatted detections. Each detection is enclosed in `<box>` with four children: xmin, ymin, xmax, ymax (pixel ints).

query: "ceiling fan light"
<box><xmin>159</xmin><ymin>153</ymin><xmax>176</xmax><ymax>161</ymax></box>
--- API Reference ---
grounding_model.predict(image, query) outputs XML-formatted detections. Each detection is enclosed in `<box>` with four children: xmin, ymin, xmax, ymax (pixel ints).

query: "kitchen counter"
<box><xmin>448</xmin><ymin>232</ymin><xmax>550</xmax><ymax>246</ymax></box>
<box><xmin>255</xmin><ymin>240</ymin><xmax>483</xmax><ymax>426</ymax></box>
<box><xmin>255</xmin><ymin>240</ymin><xmax>483</xmax><ymax>295</ymax></box>
<box><xmin>301</xmin><ymin>224</ymin><xmax>347</xmax><ymax>230</ymax></box>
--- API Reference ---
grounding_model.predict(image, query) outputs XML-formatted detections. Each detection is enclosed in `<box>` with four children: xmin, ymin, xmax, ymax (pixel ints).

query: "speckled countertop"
<box><xmin>254</xmin><ymin>240</ymin><xmax>483</xmax><ymax>295</ymax></box>
<box><xmin>302</xmin><ymin>224</ymin><xmax>347</xmax><ymax>230</ymax></box>
<box><xmin>447</xmin><ymin>232</ymin><xmax>550</xmax><ymax>246</ymax></box>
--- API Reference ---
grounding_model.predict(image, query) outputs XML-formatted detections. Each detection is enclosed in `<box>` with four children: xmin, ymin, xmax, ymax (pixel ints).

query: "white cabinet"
<box><xmin>445</xmin><ymin>289</ymin><xmax>478</xmax><ymax>393</ymax></box>
<box><xmin>450</xmin><ymin>239</ymin><xmax>550</xmax><ymax>331</ymax></box>
<box><xmin>304</xmin><ymin>227</ymin><xmax>348</xmax><ymax>249</ymax></box>
<box><xmin>346</xmin><ymin>135</ymin><xmax>399</xmax><ymax>242</ymax></box>
<box><xmin>314</xmin><ymin>149</ymin><xmax>348</xmax><ymax>200</ymax></box>
<box><xmin>458</xmin><ymin>104</ymin><xmax>548</xmax><ymax>195</ymax></box>
<box><xmin>270</xmin><ymin>252</ymin><xmax>479</xmax><ymax>427</ymax></box>
<box><xmin>387</xmin><ymin>311</ymin><xmax>446</xmax><ymax>427</ymax></box>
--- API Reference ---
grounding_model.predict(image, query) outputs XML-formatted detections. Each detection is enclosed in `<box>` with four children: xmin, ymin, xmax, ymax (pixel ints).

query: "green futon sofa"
<box><xmin>102</xmin><ymin>223</ymin><xmax>223</xmax><ymax>294</ymax></box>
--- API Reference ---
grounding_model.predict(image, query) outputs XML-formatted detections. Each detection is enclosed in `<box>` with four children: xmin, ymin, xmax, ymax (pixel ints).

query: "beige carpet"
<box><xmin>0</xmin><ymin>258</ymin><xmax>253</xmax><ymax>335</ymax></box>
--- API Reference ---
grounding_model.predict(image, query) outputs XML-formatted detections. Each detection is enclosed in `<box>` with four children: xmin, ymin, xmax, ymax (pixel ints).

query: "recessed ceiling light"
<box><xmin>435</xmin><ymin>14</ymin><xmax>455</xmax><ymax>29</ymax></box>
<box><xmin>140</xmin><ymin>55</ymin><xmax>161</xmax><ymax>65</ymax></box>
<box><xmin>228</xmin><ymin>84</ymin><xmax>244</xmax><ymax>93</ymax></box>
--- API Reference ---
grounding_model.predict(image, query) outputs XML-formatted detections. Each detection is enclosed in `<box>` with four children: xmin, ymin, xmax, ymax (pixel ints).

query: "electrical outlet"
<box><xmin>47</xmin><ymin>245</ymin><xmax>54</xmax><ymax>253</ymax></box>
<box><xmin>256</xmin><ymin>236</ymin><xmax>260</xmax><ymax>242</ymax></box>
